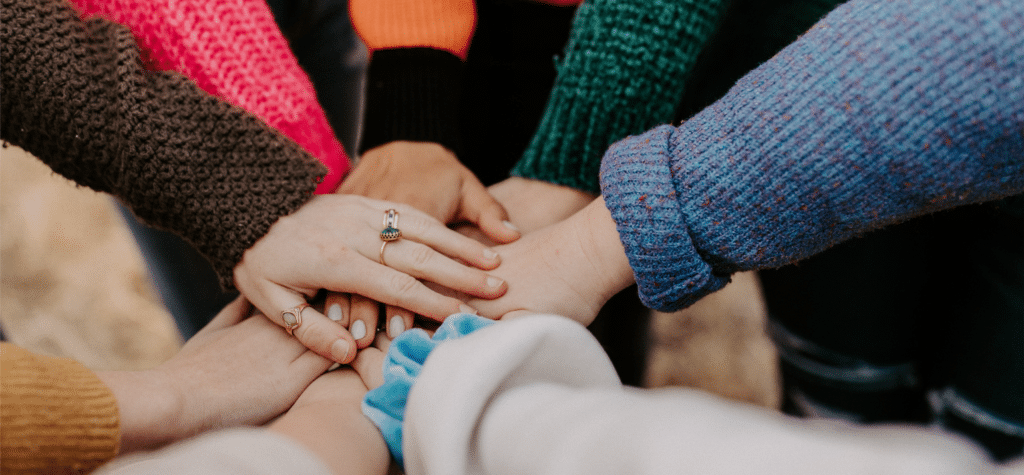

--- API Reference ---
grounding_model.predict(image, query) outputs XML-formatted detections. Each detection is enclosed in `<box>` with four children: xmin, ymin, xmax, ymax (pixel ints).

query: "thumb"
<box><xmin>458</xmin><ymin>181</ymin><xmax>520</xmax><ymax>244</ymax></box>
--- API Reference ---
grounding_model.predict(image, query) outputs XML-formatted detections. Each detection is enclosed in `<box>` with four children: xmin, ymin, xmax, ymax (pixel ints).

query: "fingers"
<box><xmin>261</xmin><ymin>285</ymin><xmax>356</xmax><ymax>365</ymax></box>
<box><xmin>195</xmin><ymin>296</ymin><xmax>251</xmax><ymax>335</ymax></box>
<box><xmin>324</xmin><ymin>292</ymin><xmax>350</xmax><ymax>327</ymax></box>
<box><xmin>325</xmin><ymin>258</ymin><xmax>477</xmax><ymax>321</ymax></box>
<box><xmin>396</xmin><ymin>207</ymin><xmax>503</xmax><ymax>271</ymax></box>
<box><xmin>380</xmin><ymin>238</ymin><xmax>508</xmax><ymax>299</ymax></box>
<box><xmin>349</xmin><ymin>294</ymin><xmax>378</xmax><ymax>348</ymax></box>
<box><xmin>350</xmin><ymin>344</ymin><xmax>386</xmax><ymax>390</ymax></box>
<box><xmin>459</xmin><ymin>181</ymin><xmax>521</xmax><ymax>244</ymax></box>
<box><xmin>383</xmin><ymin>305</ymin><xmax>414</xmax><ymax>339</ymax></box>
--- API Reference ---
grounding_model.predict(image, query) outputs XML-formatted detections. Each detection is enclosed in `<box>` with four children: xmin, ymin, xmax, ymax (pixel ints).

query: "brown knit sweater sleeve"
<box><xmin>1</xmin><ymin>343</ymin><xmax>120</xmax><ymax>474</ymax></box>
<box><xmin>0</xmin><ymin>0</ymin><xmax>327</xmax><ymax>288</ymax></box>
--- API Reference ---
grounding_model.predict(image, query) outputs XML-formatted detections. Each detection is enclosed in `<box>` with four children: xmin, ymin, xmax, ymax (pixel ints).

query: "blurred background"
<box><xmin>0</xmin><ymin>143</ymin><xmax>778</xmax><ymax>407</ymax></box>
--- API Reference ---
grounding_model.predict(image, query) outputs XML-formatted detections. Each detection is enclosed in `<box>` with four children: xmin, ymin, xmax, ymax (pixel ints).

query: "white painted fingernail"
<box><xmin>350</xmin><ymin>320</ymin><xmax>367</xmax><ymax>340</ymax></box>
<box><xmin>487</xmin><ymin>276</ymin><xmax>503</xmax><ymax>288</ymax></box>
<box><xmin>327</xmin><ymin>304</ymin><xmax>343</xmax><ymax>322</ymax></box>
<box><xmin>502</xmin><ymin>220</ymin><xmax>519</xmax><ymax>232</ymax></box>
<box><xmin>483</xmin><ymin>248</ymin><xmax>498</xmax><ymax>259</ymax></box>
<box><xmin>459</xmin><ymin>304</ymin><xmax>478</xmax><ymax>315</ymax></box>
<box><xmin>389</xmin><ymin>316</ymin><xmax>406</xmax><ymax>337</ymax></box>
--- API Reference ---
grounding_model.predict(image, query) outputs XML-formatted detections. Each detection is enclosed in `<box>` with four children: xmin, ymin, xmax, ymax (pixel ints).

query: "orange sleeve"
<box><xmin>350</xmin><ymin>0</ymin><xmax>476</xmax><ymax>59</ymax></box>
<box><xmin>1</xmin><ymin>343</ymin><xmax>120</xmax><ymax>474</ymax></box>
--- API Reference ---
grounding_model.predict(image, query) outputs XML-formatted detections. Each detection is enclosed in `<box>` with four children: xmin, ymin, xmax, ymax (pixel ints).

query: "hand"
<box><xmin>488</xmin><ymin>177</ymin><xmax>597</xmax><ymax>235</ymax></box>
<box><xmin>269</xmin><ymin>368</ymin><xmax>390</xmax><ymax>475</ymax></box>
<box><xmin>340</xmin><ymin>141</ymin><xmax>520</xmax><ymax>243</ymax></box>
<box><xmin>466</xmin><ymin>198</ymin><xmax>635</xmax><ymax>325</ymax></box>
<box><xmin>98</xmin><ymin>297</ymin><xmax>332</xmax><ymax>452</ymax></box>
<box><xmin>233</xmin><ymin>194</ymin><xmax>507</xmax><ymax>363</ymax></box>
<box><xmin>332</xmin><ymin>141</ymin><xmax>519</xmax><ymax>345</ymax></box>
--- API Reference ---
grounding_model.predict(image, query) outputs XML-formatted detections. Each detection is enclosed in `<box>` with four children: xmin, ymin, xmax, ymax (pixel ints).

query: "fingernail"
<box><xmin>327</xmin><ymin>304</ymin><xmax>343</xmax><ymax>322</ymax></box>
<box><xmin>389</xmin><ymin>316</ymin><xmax>406</xmax><ymax>338</ymax></box>
<box><xmin>330</xmin><ymin>339</ymin><xmax>351</xmax><ymax>363</ymax></box>
<box><xmin>483</xmin><ymin>248</ymin><xmax>499</xmax><ymax>259</ymax></box>
<box><xmin>459</xmin><ymin>304</ymin><xmax>478</xmax><ymax>315</ymax></box>
<box><xmin>503</xmin><ymin>220</ymin><xmax>519</xmax><ymax>232</ymax></box>
<box><xmin>350</xmin><ymin>320</ymin><xmax>367</xmax><ymax>340</ymax></box>
<box><xmin>487</xmin><ymin>276</ymin><xmax>504</xmax><ymax>288</ymax></box>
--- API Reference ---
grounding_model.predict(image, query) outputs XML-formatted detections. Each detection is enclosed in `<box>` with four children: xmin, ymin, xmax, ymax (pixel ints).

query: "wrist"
<box><xmin>360</xmin><ymin>48</ymin><xmax>465</xmax><ymax>156</ymax></box>
<box><xmin>96</xmin><ymin>369</ymin><xmax>186</xmax><ymax>453</ymax></box>
<box><xmin>566</xmin><ymin>197</ymin><xmax>635</xmax><ymax>305</ymax></box>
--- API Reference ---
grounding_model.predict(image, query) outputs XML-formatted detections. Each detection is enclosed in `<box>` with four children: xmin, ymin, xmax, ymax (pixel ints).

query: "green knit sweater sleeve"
<box><xmin>512</xmin><ymin>0</ymin><xmax>729</xmax><ymax>194</ymax></box>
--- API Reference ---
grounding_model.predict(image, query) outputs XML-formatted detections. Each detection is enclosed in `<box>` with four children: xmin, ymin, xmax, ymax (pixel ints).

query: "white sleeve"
<box><xmin>94</xmin><ymin>428</ymin><xmax>334</xmax><ymax>475</ymax></box>
<box><xmin>403</xmin><ymin>314</ymin><xmax>997</xmax><ymax>475</ymax></box>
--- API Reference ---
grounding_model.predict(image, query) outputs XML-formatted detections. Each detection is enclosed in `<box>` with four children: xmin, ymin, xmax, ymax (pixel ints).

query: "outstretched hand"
<box><xmin>340</xmin><ymin>141</ymin><xmax>521</xmax><ymax>243</ymax></box>
<box><xmin>99</xmin><ymin>297</ymin><xmax>333</xmax><ymax>452</ymax></box>
<box><xmin>233</xmin><ymin>194</ymin><xmax>507</xmax><ymax>363</ymax></box>
<box><xmin>466</xmin><ymin>198</ymin><xmax>635</xmax><ymax>325</ymax></box>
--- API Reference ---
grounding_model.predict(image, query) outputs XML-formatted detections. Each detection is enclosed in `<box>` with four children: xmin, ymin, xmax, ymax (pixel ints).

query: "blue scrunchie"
<box><xmin>361</xmin><ymin>313</ymin><xmax>494</xmax><ymax>465</ymax></box>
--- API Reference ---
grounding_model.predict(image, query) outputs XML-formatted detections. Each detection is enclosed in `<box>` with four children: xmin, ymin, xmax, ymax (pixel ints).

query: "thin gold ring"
<box><xmin>380</xmin><ymin>240</ymin><xmax>390</xmax><ymax>266</ymax></box>
<box><xmin>281</xmin><ymin>303</ymin><xmax>310</xmax><ymax>336</ymax></box>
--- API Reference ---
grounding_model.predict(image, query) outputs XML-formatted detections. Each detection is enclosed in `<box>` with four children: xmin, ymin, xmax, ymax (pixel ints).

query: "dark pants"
<box><xmin>761</xmin><ymin>200</ymin><xmax>1024</xmax><ymax>461</ymax></box>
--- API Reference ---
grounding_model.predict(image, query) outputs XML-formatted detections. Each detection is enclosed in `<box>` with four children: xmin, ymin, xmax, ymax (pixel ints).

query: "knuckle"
<box><xmin>406</xmin><ymin>244</ymin><xmax>434</xmax><ymax>273</ymax></box>
<box><xmin>386</xmin><ymin>272</ymin><xmax>421</xmax><ymax>297</ymax></box>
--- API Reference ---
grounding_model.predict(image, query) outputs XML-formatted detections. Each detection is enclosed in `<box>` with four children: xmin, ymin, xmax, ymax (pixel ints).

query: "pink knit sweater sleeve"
<box><xmin>69</xmin><ymin>0</ymin><xmax>350</xmax><ymax>193</ymax></box>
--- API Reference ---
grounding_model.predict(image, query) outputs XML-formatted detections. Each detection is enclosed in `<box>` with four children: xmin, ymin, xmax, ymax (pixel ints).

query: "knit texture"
<box><xmin>69</xmin><ymin>0</ymin><xmax>350</xmax><ymax>193</ymax></box>
<box><xmin>601</xmin><ymin>0</ymin><xmax>1024</xmax><ymax>311</ymax></box>
<box><xmin>360</xmin><ymin>48</ymin><xmax>466</xmax><ymax>155</ymax></box>
<box><xmin>1</xmin><ymin>0</ymin><xmax>327</xmax><ymax>289</ymax></box>
<box><xmin>350</xmin><ymin>0</ymin><xmax>476</xmax><ymax>59</ymax></box>
<box><xmin>1</xmin><ymin>344</ymin><xmax>120</xmax><ymax>474</ymax></box>
<box><xmin>513</xmin><ymin>0</ymin><xmax>728</xmax><ymax>194</ymax></box>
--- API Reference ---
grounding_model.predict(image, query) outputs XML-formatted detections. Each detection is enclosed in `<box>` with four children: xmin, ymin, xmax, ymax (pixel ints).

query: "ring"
<box><xmin>380</xmin><ymin>209</ymin><xmax>401</xmax><ymax>242</ymax></box>
<box><xmin>281</xmin><ymin>303</ymin><xmax>310</xmax><ymax>336</ymax></box>
<box><xmin>380</xmin><ymin>241</ymin><xmax>390</xmax><ymax>266</ymax></box>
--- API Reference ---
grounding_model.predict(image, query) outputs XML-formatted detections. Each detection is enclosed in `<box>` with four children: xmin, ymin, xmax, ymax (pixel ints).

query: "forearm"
<box><xmin>350</xmin><ymin>0</ymin><xmax>475</xmax><ymax>155</ymax></box>
<box><xmin>601</xmin><ymin>0</ymin><xmax>1024</xmax><ymax>311</ymax></box>
<box><xmin>512</xmin><ymin>0</ymin><xmax>729</xmax><ymax>193</ymax></box>
<box><xmin>0</xmin><ymin>0</ymin><xmax>326</xmax><ymax>288</ymax></box>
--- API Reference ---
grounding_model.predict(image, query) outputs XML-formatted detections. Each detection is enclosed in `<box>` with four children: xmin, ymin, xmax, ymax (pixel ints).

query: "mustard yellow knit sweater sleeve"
<box><xmin>1</xmin><ymin>343</ymin><xmax>120</xmax><ymax>474</ymax></box>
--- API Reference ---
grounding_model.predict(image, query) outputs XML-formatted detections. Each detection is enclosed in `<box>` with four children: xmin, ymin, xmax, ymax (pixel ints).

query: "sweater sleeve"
<box><xmin>402</xmin><ymin>316</ymin><xmax>995</xmax><ymax>475</ymax></box>
<box><xmin>512</xmin><ymin>0</ymin><xmax>729</xmax><ymax>194</ymax></box>
<box><xmin>349</xmin><ymin>0</ymin><xmax>476</xmax><ymax>155</ymax></box>
<box><xmin>600</xmin><ymin>0</ymin><xmax>1024</xmax><ymax>311</ymax></box>
<box><xmin>1</xmin><ymin>344</ymin><xmax>120</xmax><ymax>475</ymax></box>
<box><xmin>0</xmin><ymin>0</ymin><xmax>327</xmax><ymax>289</ymax></box>
<box><xmin>68</xmin><ymin>0</ymin><xmax>351</xmax><ymax>193</ymax></box>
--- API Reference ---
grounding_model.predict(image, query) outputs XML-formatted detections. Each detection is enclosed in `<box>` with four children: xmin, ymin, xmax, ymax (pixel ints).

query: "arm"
<box><xmin>68</xmin><ymin>0</ymin><xmax>350</xmax><ymax>192</ymax></box>
<box><xmin>472</xmin><ymin>0</ymin><xmax>1024</xmax><ymax>321</ymax></box>
<box><xmin>0</xmin><ymin>0</ymin><xmax>324</xmax><ymax>289</ymax></box>
<box><xmin>401</xmin><ymin>316</ymin><xmax>995</xmax><ymax>475</ymax></box>
<box><xmin>601</xmin><ymin>0</ymin><xmax>1024</xmax><ymax>311</ymax></box>
<box><xmin>344</xmin><ymin>0</ymin><xmax>519</xmax><ymax>242</ymax></box>
<box><xmin>1</xmin><ymin>0</ymin><xmax>505</xmax><ymax>364</ymax></box>
<box><xmin>0</xmin><ymin>298</ymin><xmax>332</xmax><ymax>473</ymax></box>
<box><xmin>510</xmin><ymin>0</ymin><xmax>730</xmax><ymax>195</ymax></box>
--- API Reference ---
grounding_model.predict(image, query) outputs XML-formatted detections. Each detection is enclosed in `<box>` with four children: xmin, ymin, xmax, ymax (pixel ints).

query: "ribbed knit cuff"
<box><xmin>1</xmin><ymin>344</ymin><xmax>120</xmax><ymax>474</ymax></box>
<box><xmin>511</xmin><ymin>0</ymin><xmax>728</xmax><ymax>194</ymax></box>
<box><xmin>360</xmin><ymin>48</ymin><xmax>464</xmax><ymax>156</ymax></box>
<box><xmin>600</xmin><ymin>126</ymin><xmax>730</xmax><ymax>312</ymax></box>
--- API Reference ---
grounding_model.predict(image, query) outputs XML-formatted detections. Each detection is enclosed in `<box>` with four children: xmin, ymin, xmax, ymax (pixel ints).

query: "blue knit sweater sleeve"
<box><xmin>600</xmin><ymin>0</ymin><xmax>1024</xmax><ymax>312</ymax></box>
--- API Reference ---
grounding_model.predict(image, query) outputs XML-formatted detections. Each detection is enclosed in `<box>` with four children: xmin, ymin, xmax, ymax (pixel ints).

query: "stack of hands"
<box><xmin>231</xmin><ymin>140</ymin><xmax>631</xmax><ymax>369</ymax></box>
<box><xmin>105</xmin><ymin>140</ymin><xmax>638</xmax><ymax>470</ymax></box>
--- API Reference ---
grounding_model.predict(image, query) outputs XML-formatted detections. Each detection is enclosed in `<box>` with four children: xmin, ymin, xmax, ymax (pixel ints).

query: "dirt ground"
<box><xmin>0</xmin><ymin>144</ymin><xmax>778</xmax><ymax>407</ymax></box>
